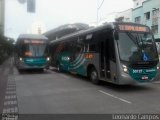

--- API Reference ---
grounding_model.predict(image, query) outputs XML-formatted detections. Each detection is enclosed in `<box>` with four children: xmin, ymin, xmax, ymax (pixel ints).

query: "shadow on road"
<box><xmin>51</xmin><ymin>69</ymin><xmax>154</xmax><ymax>93</ymax></box>
<box><xmin>18</xmin><ymin>69</ymin><xmax>50</xmax><ymax>75</ymax></box>
<box><xmin>99</xmin><ymin>81</ymin><xmax>153</xmax><ymax>93</ymax></box>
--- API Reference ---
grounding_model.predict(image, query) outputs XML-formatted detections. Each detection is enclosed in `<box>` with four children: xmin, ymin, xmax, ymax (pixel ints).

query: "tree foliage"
<box><xmin>0</xmin><ymin>35</ymin><xmax>14</xmax><ymax>64</ymax></box>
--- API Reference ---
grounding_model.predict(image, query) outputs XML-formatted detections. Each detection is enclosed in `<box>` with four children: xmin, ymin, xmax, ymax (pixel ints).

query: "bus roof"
<box><xmin>44</xmin><ymin>23</ymin><xmax>89</xmax><ymax>41</ymax></box>
<box><xmin>17</xmin><ymin>34</ymin><xmax>48</xmax><ymax>40</ymax></box>
<box><xmin>50</xmin><ymin>22</ymin><xmax>150</xmax><ymax>44</ymax></box>
<box><xmin>50</xmin><ymin>23</ymin><xmax>113</xmax><ymax>43</ymax></box>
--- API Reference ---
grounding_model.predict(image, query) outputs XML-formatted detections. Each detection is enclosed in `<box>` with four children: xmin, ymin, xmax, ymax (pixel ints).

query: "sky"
<box><xmin>5</xmin><ymin>0</ymin><xmax>133</xmax><ymax>40</ymax></box>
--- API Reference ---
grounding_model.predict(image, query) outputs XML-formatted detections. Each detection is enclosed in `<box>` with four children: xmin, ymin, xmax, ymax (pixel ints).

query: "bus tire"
<box><xmin>39</xmin><ymin>69</ymin><xmax>44</xmax><ymax>72</ymax></box>
<box><xmin>18</xmin><ymin>69</ymin><xmax>23</xmax><ymax>73</ymax></box>
<box><xmin>89</xmin><ymin>68</ymin><xmax>99</xmax><ymax>84</ymax></box>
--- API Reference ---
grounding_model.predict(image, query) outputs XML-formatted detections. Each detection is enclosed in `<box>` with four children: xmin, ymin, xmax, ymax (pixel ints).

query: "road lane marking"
<box><xmin>5</xmin><ymin>95</ymin><xmax>17</xmax><ymax>100</ymax></box>
<box><xmin>153</xmin><ymin>81</ymin><xmax>160</xmax><ymax>84</ymax></box>
<box><xmin>3</xmin><ymin>107</ymin><xmax>18</xmax><ymax>113</ymax></box>
<box><xmin>47</xmin><ymin>69</ymin><xmax>71</xmax><ymax>79</ymax></box>
<box><xmin>4</xmin><ymin>100</ymin><xmax>18</xmax><ymax>106</ymax></box>
<box><xmin>2</xmin><ymin>74</ymin><xmax>19</xmax><ymax>116</ymax></box>
<box><xmin>99</xmin><ymin>90</ymin><xmax>132</xmax><ymax>104</ymax></box>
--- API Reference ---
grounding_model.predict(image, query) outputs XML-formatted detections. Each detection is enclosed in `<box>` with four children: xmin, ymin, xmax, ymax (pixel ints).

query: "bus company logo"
<box><xmin>26</xmin><ymin>59</ymin><xmax>34</xmax><ymax>62</ymax></box>
<box><xmin>146</xmin><ymin>69</ymin><xmax>156</xmax><ymax>73</ymax></box>
<box><xmin>61</xmin><ymin>56</ymin><xmax>70</xmax><ymax>61</ymax></box>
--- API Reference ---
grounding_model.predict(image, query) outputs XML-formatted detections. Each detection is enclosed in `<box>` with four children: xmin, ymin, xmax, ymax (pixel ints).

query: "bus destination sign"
<box><xmin>24</xmin><ymin>40</ymin><xmax>45</xmax><ymax>44</ymax></box>
<box><xmin>118</xmin><ymin>24</ymin><xmax>149</xmax><ymax>32</ymax></box>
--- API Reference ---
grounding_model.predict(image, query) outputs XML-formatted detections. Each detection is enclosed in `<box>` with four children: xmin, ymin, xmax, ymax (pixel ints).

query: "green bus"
<box><xmin>15</xmin><ymin>34</ymin><xmax>50</xmax><ymax>71</ymax></box>
<box><xmin>50</xmin><ymin>22</ymin><xmax>159</xmax><ymax>85</ymax></box>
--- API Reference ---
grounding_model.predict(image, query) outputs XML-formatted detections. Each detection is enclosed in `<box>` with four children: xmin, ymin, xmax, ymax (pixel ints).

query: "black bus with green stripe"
<box><xmin>50</xmin><ymin>22</ymin><xmax>159</xmax><ymax>85</ymax></box>
<box><xmin>15</xmin><ymin>34</ymin><xmax>50</xmax><ymax>71</ymax></box>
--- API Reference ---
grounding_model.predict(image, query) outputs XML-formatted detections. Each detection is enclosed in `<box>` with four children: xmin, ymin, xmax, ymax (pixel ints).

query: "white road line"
<box><xmin>99</xmin><ymin>90</ymin><xmax>132</xmax><ymax>104</ymax></box>
<box><xmin>47</xmin><ymin>69</ymin><xmax>70</xmax><ymax>79</ymax></box>
<box><xmin>153</xmin><ymin>81</ymin><xmax>160</xmax><ymax>84</ymax></box>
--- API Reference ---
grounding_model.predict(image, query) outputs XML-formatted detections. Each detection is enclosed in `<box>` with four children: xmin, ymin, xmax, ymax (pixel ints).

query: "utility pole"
<box><xmin>97</xmin><ymin>0</ymin><xmax>104</xmax><ymax>26</ymax></box>
<box><xmin>0</xmin><ymin>0</ymin><xmax>5</xmax><ymax>35</ymax></box>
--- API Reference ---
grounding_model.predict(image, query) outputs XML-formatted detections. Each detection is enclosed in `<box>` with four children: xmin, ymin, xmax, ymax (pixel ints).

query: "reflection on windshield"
<box><xmin>23</xmin><ymin>43</ymin><xmax>47</xmax><ymax>57</ymax></box>
<box><xmin>118</xmin><ymin>32</ymin><xmax>158</xmax><ymax>62</ymax></box>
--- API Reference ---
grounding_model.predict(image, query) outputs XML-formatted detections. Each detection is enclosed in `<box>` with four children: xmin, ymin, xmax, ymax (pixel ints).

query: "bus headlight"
<box><xmin>19</xmin><ymin>57</ymin><xmax>23</xmax><ymax>61</ymax></box>
<box><xmin>47</xmin><ymin>57</ymin><xmax>50</xmax><ymax>61</ymax></box>
<box><xmin>122</xmin><ymin>65</ymin><xmax>128</xmax><ymax>73</ymax></box>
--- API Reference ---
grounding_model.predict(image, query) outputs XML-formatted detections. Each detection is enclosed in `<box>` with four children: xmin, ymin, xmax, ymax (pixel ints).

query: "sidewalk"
<box><xmin>0</xmin><ymin>58</ymin><xmax>13</xmax><ymax>113</ymax></box>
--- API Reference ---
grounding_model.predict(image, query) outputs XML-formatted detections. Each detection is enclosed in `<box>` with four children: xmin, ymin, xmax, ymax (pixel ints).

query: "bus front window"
<box><xmin>117</xmin><ymin>32</ymin><xmax>158</xmax><ymax>63</ymax></box>
<box><xmin>22</xmin><ymin>43</ymin><xmax>47</xmax><ymax>57</ymax></box>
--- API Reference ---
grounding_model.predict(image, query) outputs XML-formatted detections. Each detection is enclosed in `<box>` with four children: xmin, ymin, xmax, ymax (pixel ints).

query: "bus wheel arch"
<box><xmin>87</xmin><ymin>64</ymin><xmax>100</xmax><ymax>84</ymax></box>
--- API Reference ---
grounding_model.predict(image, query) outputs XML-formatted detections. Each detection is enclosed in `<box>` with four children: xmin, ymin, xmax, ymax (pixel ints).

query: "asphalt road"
<box><xmin>1</xmin><ymin>59</ymin><xmax>160</xmax><ymax>119</ymax></box>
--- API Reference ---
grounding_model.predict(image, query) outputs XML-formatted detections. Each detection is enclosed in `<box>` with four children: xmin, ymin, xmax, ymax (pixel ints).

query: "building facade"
<box><xmin>0</xmin><ymin>0</ymin><xmax>4</xmax><ymax>35</ymax></box>
<box><xmin>115</xmin><ymin>9</ymin><xmax>133</xmax><ymax>22</ymax></box>
<box><xmin>132</xmin><ymin>0</ymin><xmax>160</xmax><ymax>39</ymax></box>
<box><xmin>133</xmin><ymin>0</ymin><xmax>146</xmax><ymax>9</ymax></box>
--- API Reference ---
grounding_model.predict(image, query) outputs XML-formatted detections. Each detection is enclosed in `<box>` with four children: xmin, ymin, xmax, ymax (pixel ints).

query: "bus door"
<box><xmin>99</xmin><ymin>34</ymin><xmax>111</xmax><ymax>79</ymax></box>
<box><xmin>99</xmin><ymin>30</ymin><xmax>117</xmax><ymax>82</ymax></box>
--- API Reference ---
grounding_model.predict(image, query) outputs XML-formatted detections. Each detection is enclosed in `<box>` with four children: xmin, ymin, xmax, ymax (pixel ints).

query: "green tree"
<box><xmin>0</xmin><ymin>35</ymin><xmax>15</xmax><ymax>64</ymax></box>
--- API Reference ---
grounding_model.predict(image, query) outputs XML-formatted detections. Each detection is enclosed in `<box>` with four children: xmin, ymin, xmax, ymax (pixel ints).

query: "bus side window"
<box><xmin>89</xmin><ymin>33</ymin><xmax>98</xmax><ymax>52</ymax></box>
<box><xmin>70</xmin><ymin>37</ymin><xmax>84</xmax><ymax>61</ymax></box>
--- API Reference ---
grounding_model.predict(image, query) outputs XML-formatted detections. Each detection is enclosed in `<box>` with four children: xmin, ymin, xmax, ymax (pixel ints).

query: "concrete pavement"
<box><xmin>1</xmin><ymin>59</ymin><xmax>160</xmax><ymax>120</ymax></box>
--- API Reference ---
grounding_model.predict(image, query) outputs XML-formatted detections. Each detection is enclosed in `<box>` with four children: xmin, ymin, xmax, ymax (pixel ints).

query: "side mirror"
<box><xmin>114</xmin><ymin>31</ymin><xmax>119</xmax><ymax>40</ymax></box>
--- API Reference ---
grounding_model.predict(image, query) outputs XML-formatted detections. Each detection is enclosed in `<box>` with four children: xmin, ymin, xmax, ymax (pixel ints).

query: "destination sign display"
<box><xmin>24</xmin><ymin>40</ymin><xmax>45</xmax><ymax>44</ymax></box>
<box><xmin>118</xmin><ymin>24</ymin><xmax>150</xmax><ymax>32</ymax></box>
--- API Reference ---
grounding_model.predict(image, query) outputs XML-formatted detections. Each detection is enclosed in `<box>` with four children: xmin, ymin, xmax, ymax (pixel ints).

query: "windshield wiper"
<box><xmin>126</xmin><ymin>32</ymin><xmax>140</xmax><ymax>48</ymax></box>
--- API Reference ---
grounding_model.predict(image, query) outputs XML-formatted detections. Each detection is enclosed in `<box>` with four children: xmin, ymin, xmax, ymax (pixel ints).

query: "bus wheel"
<box><xmin>90</xmin><ymin>68</ymin><xmax>99</xmax><ymax>84</ymax></box>
<box><xmin>18</xmin><ymin>69</ymin><xmax>23</xmax><ymax>73</ymax></box>
<box><xmin>39</xmin><ymin>69</ymin><xmax>44</xmax><ymax>72</ymax></box>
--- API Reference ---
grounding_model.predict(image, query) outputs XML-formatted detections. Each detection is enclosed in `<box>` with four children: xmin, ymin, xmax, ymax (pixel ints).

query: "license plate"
<box><xmin>141</xmin><ymin>76</ymin><xmax>148</xmax><ymax>80</ymax></box>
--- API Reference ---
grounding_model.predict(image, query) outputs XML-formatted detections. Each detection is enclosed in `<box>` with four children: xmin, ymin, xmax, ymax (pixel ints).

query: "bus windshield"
<box><xmin>117</xmin><ymin>32</ymin><xmax>158</xmax><ymax>62</ymax></box>
<box><xmin>22</xmin><ymin>42</ymin><xmax>47</xmax><ymax>57</ymax></box>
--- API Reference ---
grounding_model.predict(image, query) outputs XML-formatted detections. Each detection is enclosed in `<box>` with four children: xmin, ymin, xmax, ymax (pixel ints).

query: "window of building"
<box><xmin>136</xmin><ymin>2</ymin><xmax>139</xmax><ymax>6</ymax></box>
<box><xmin>144</xmin><ymin>12</ymin><xmax>150</xmax><ymax>20</ymax></box>
<box><xmin>135</xmin><ymin>16</ymin><xmax>141</xmax><ymax>24</ymax></box>
<box><xmin>152</xmin><ymin>8</ymin><xmax>159</xmax><ymax>16</ymax></box>
<box><xmin>152</xmin><ymin>8</ymin><xmax>159</xmax><ymax>25</ymax></box>
<box><xmin>151</xmin><ymin>25</ymin><xmax>158</xmax><ymax>34</ymax></box>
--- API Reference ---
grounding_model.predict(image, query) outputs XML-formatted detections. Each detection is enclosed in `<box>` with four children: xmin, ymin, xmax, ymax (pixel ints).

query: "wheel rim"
<box><xmin>91</xmin><ymin>71</ymin><xmax>97</xmax><ymax>81</ymax></box>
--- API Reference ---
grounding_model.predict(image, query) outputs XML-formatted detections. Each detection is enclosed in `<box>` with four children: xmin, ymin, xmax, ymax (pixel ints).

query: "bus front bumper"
<box><xmin>118</xmin><ymin>71</ymin><xmax>158</xmax><ymax>85</ymax></box>
<box><xmin>17</xmin><ymin>61</ymin><xmax>50</xmax><ymax>70</ymax></box>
